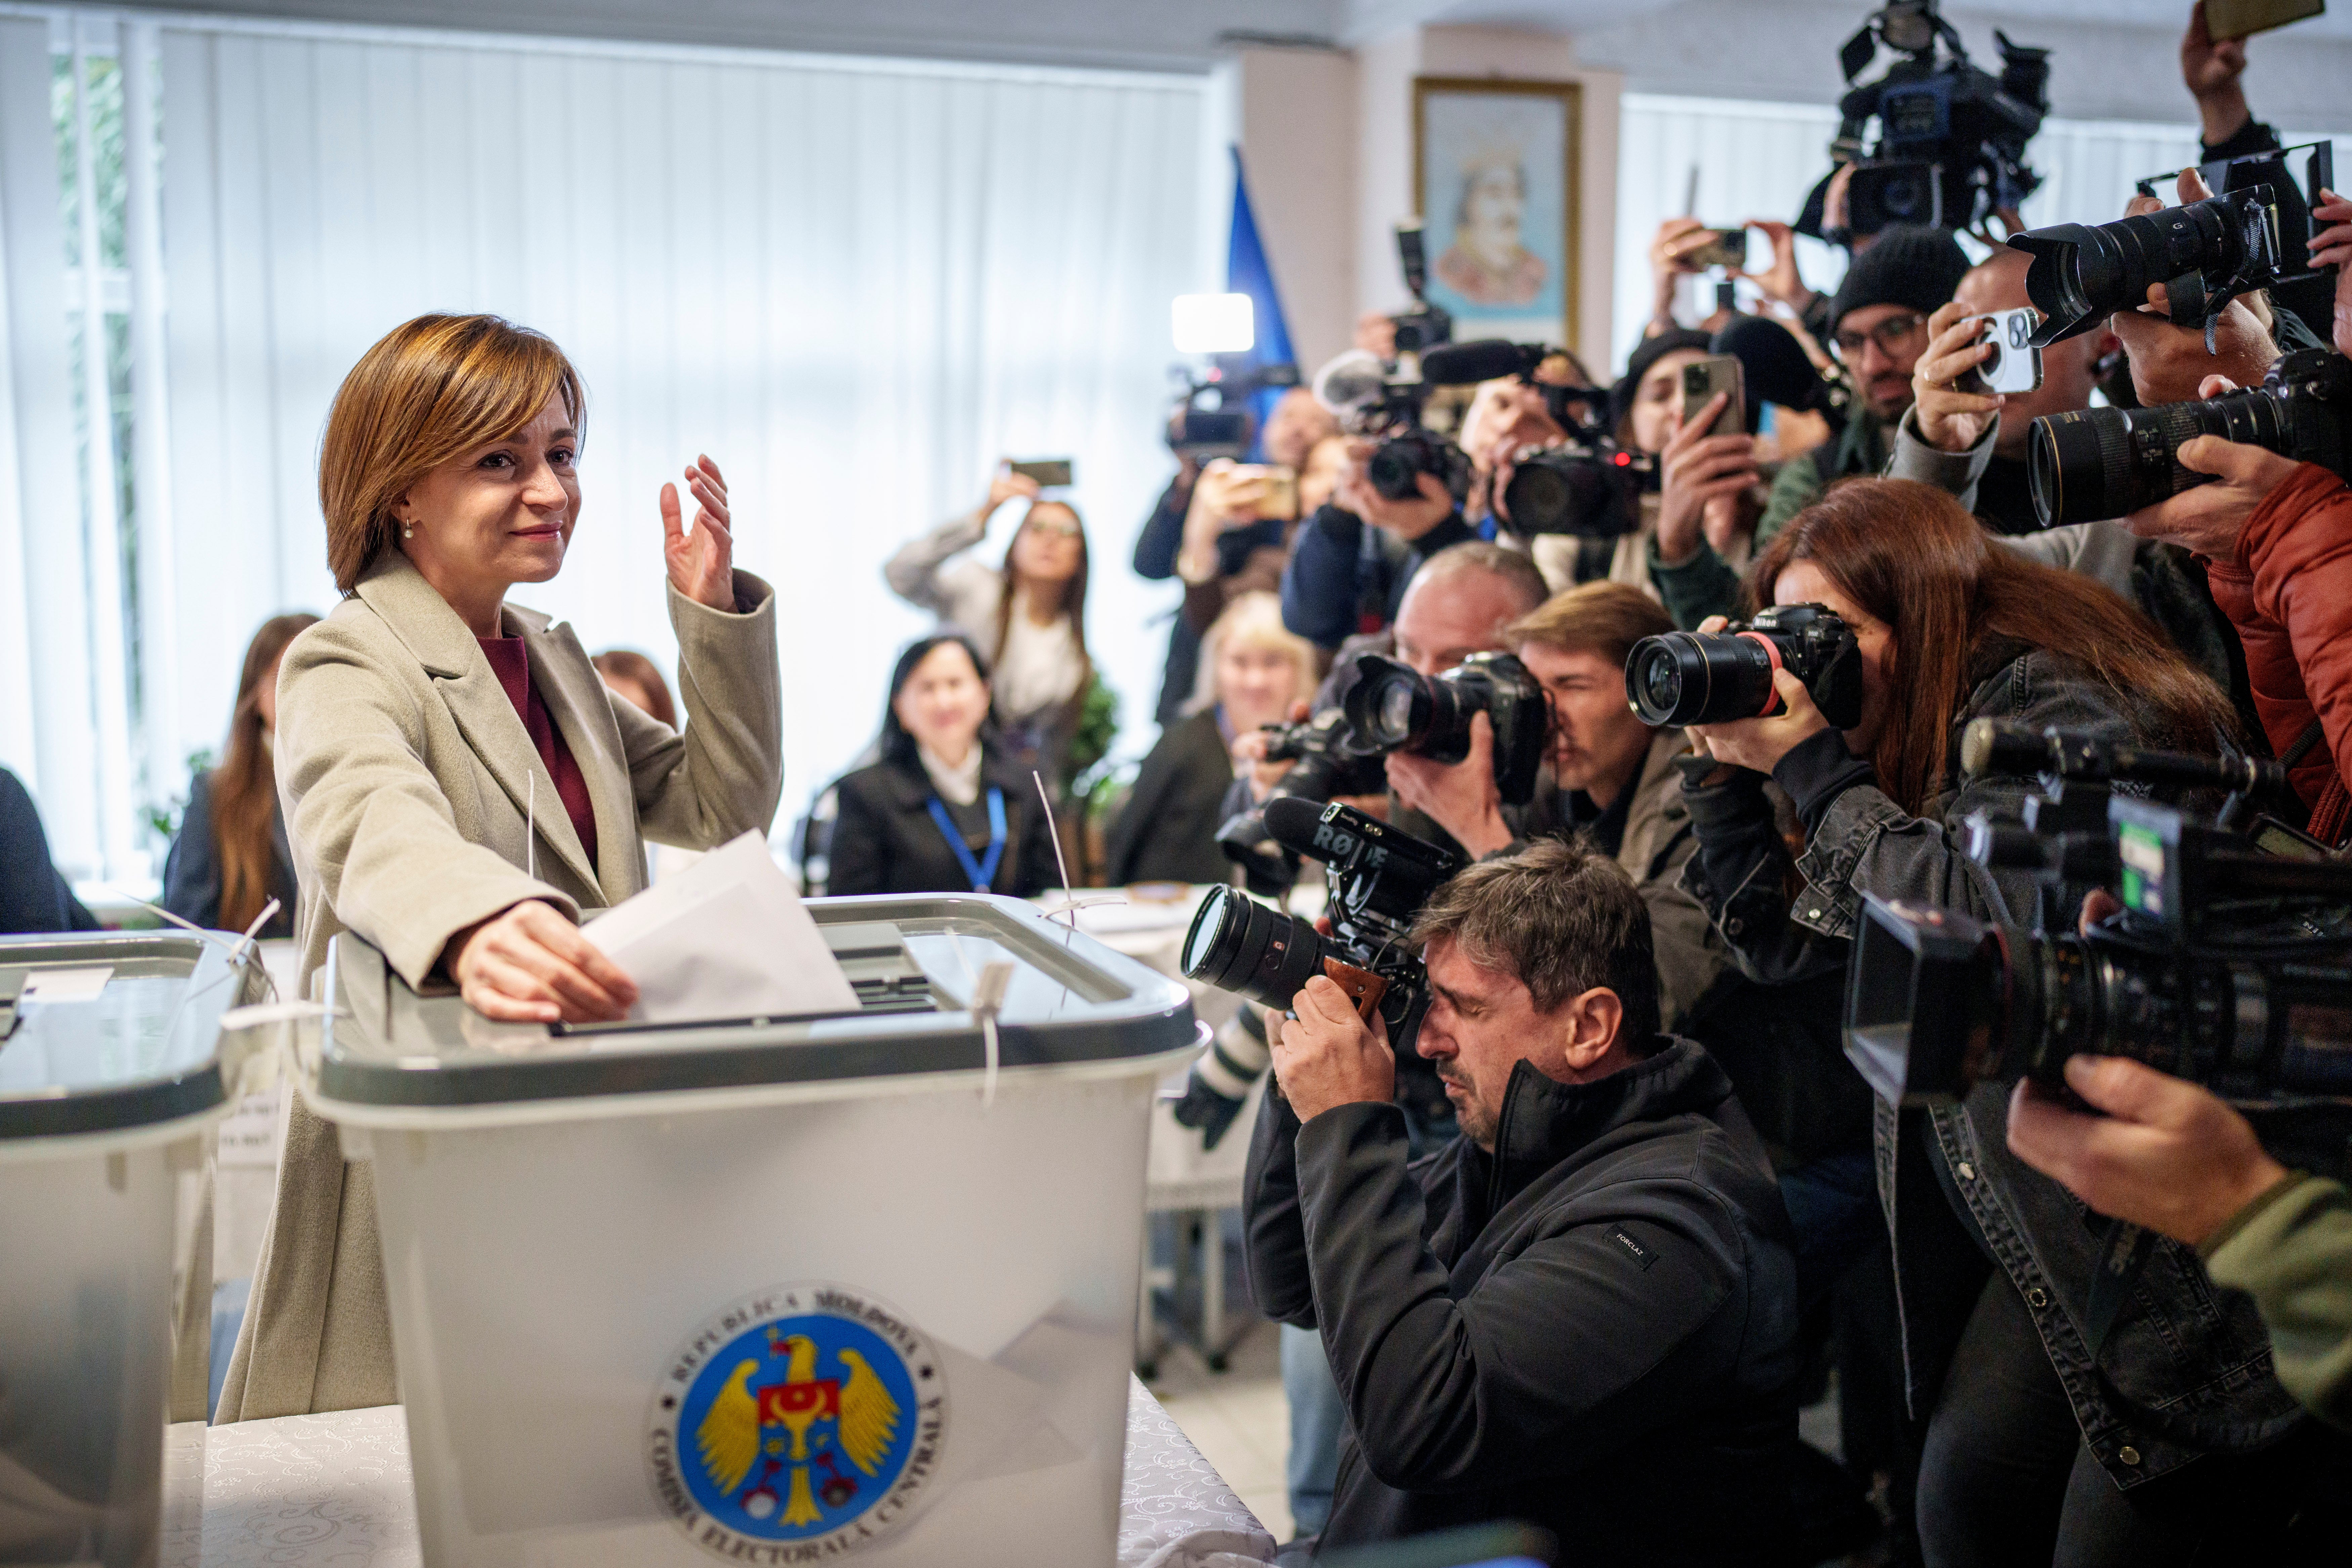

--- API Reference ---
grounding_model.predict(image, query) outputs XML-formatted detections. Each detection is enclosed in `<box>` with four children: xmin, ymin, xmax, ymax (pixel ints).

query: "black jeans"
<box><xmin>1918</xmin><ymin>1274</ymin><xmax>2352</xmax><ymax>1568</ymax></box>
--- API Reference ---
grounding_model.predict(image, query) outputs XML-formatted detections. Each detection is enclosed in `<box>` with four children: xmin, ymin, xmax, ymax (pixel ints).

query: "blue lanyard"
<box><xmin>926</xmin><ymin>787</ymin><xmax>1007</xmax><ymax>892</ymax></box>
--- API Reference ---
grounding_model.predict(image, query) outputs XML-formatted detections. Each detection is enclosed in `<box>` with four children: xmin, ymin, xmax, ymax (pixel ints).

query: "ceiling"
<box><xmin>127</xmin><ymin>0</ymin><xmax>2352</xmax><ymax>124</ymax></box>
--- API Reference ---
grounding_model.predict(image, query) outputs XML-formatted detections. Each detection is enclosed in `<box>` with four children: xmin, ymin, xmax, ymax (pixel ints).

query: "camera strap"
<box><xmin>926</xmin><ymin>788</ymin><xmax>1008</xmax><ymax>892</ymax></box>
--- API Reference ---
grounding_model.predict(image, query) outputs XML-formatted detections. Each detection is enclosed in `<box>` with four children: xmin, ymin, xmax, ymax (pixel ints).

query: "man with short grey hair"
<box><xmin>1243</xmin><ymin>837</ymin><xmax>1802</xmax><ymax>1561</ymax></box>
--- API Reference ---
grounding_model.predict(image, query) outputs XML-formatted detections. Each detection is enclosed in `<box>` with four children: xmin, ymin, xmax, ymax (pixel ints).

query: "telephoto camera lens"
<box><xmin>1500</xmin><ymin>448</ymin><xmax>1644</xmax><ymax>537</ymax></box>
<box><xmin>1181</xmin><ymin>885</ymin><xmax>1329</xmax><ymax>1014</ymax></box>
<box><xmin>2008</xmin><ymin>195</ymin><xmax>2265</xmax><ymax>344</ymax></box>
<box><xmin>2027</xmin><ymin>349</ymin><xmax>2352</xmax><ymax>527</ymax></box>
<box><xmin>1623</xmin><ymin>633</ymin><xmax>1786</xmax><ymax>728</ymax></box>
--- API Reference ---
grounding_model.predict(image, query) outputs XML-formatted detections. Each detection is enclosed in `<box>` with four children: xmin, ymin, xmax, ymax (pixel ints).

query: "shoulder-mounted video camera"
<box><xmin>1803</xmin><ymin>1</ymin><xmax>2048</xmax><ymax>240</ymax></box>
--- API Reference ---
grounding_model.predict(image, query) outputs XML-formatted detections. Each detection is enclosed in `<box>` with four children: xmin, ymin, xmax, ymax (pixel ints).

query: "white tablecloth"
<box><xmin>168</xmin><ymin>1378</ymin><xmax>1272</xmax><ymax>1568</ymax></box>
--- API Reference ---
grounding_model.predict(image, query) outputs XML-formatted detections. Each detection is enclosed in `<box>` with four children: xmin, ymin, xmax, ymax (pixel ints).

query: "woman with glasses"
<box><xmin>886</xmin><ymin>462</ymin><xmax>1094</xmax><ymax>787</ymax></box>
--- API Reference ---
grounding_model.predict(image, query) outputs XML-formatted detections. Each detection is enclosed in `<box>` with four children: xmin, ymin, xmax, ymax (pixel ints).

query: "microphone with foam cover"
<box><xmin>1711</xmin><ymin>315</ymin><xmax>1842</xmax><ymax>428</ymax></box>
<box><xmin>1262</xmin><ymin>794</ymin><xmax>1339</xmax><ymax>856</ymax></box>
<box><xmin>1420</xmin><ymin>339</ymin><xmax>1546</xmax><ymax>387</ymax></box>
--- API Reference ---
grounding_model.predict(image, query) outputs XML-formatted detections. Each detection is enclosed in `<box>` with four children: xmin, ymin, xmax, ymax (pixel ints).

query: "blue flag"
<box><xmin>1226</xmin><ymin>147</ymin><xmax>1297</xmax><ymax>457</ymax></box>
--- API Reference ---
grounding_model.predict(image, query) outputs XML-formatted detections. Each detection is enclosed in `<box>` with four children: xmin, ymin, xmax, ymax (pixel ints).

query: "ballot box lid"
<box><xmin>0</xmin><ymin>931</ymin><xmax>253</xmax><ymax>1140</ymax></box>
<box><xmin>311</xmin><ymin>892</ymin><xmax>1200</xmax><ymax>1111</ymax></box>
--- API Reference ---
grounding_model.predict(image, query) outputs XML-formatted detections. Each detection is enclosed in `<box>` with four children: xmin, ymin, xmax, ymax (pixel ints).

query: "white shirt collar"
<box><xmin>917</xmin><ymin>743</ymin><xmax>983</xmax><ymax>807</ymax></box>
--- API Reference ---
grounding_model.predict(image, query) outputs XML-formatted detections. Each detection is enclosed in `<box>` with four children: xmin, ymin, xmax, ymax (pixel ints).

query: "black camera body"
<box><xmin>1845</xmin><ymin>723</ymin><xmax>2352</xmax><ymax>1108</ymax></box>
<box><xmin>2010</xmin><ymin>141</ymin><xmax>2336</xmax><ymax>347</ymax></box>
<box><xmin>1339</xmin><ymin>652</ymin><xmax>1550</xmax><ymax>807</ymax></box>
<box><xmin>1625</xmin><ymin>603</ymin><xmax>1865</xmax><ymax>730</ymax></box>
<box><xmin>1499</xmin><ymin>435</ymin><xmax>1657</xmax><ymax>538</ymax></box>
<box><xmin>1312</xmin><ymin>224</ymin><xmax>1470</xmax><ymax>507</ymax></box>
<box><xmin>1814</xmin><ymin>2</ymin><xmax>2048</xmax><ymax>238</ymax></box>
<box><xmin>1185</xmin><ymin>798</ymin><xmax>1463</xmax><ymax>1039</ymax></box>
<box><xmin>2027</xmin><ymin>347</ymin><xmax>2352</xmax><ymax>527</ymax></box>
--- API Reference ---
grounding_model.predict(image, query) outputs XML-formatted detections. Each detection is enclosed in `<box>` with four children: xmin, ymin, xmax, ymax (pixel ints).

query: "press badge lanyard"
<box><xmin>927</xmin><ymin>787</ymin><xmax>1007</xmax><ymax>892</ymax></box>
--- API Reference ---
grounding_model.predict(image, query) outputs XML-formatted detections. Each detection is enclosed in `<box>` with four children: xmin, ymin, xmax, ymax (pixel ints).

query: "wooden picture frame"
<box><xmin>1412</xmin><ymin>76</ymin><xmax>1581</xmax><ymax>351</ymax></box>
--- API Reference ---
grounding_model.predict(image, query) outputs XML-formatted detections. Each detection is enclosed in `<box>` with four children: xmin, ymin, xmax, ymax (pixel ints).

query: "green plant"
<box><xmin>1067</xmin><ymin>673</ymin><xmax>1119</xmax><ymax>782</ymax></box>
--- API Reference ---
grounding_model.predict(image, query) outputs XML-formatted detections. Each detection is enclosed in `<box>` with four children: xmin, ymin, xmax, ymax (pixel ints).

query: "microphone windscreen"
<box><xmin>1711</xmin><ymin>315</ymin><xmax>1828</xmax><ymax>415</ymax></box>
<box><xmin>1312</xmin><ymin>350</ymin><xmax>1389</xmax><ymax>418</ymax></box>
<box><xmin>1420</xmin><ymin>339</ymin><xmax>1541</xmax><ymax>387</ymax></box>
<box><xmin>1961</xmin><ymin>719</ymin><xmax>2050</xmax><ymax>779</ymax></box>
<box><xmin>1261</xmin><ymin>794</ymin><xmax>1333</xmax><ymax>853</ymax></box>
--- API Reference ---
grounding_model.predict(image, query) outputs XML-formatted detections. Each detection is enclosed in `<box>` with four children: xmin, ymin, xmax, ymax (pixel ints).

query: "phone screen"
<box><xmin>1009</xmin><ymin>459</ymin><xmax>1074</xmax><ymax>488</ymax></box>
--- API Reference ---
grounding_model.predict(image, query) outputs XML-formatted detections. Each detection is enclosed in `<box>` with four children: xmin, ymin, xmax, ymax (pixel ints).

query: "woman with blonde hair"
<box><xmin>217</xmin><ymin>313</ymin><xmax>782</xmax><ymax>1421</ymax></box>
<box><xmin>1104</xmin><ymin>592</ymin><xmax>1315</xmax><ymax>886</ymax></box>
<box><xmin>162</xmin><ymin>611</ymin><xmax>319</xmax><ymax>937</ymax></box>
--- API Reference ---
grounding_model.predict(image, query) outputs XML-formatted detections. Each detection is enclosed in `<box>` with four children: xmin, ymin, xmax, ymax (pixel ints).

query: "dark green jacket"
<box><xmin>2206</xmin><ymin>1174</ymin><xmax>2352</xmax><ymax>1431</ymax></box>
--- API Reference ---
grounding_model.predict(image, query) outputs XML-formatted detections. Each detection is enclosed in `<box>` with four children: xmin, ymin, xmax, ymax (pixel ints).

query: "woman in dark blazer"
<box><xmin>827</xmin><ymin>634</ymin><xmax>1062</xmax><ymax>898</ymax></box>
<box><xmin>163</xmin><ymin>613</ymin><xmax>316</xmax><ymax>937</ymax></box>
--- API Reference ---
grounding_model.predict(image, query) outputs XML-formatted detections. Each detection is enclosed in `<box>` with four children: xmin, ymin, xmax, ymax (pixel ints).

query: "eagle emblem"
<box><xmin>648</xmin><ymin>1286</ymin><xmax>946</xmax><ymax>1557</ymax></box>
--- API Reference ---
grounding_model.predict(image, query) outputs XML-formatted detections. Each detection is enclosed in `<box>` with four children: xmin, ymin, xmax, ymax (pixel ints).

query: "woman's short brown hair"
<box><xmin>318</xmin><ymin>314</ymin><xmax>586</xmax><ymax>593</ymax></box>
<box><xmin>1505</xmin><ymin>581</ymin><xmax>1675</xmax><ymax>670</ymax></box>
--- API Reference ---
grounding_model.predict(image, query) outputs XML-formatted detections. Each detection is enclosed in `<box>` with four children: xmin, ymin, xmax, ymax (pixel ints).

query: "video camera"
<box><xmin>1169</xmin><ymin>356</ymin><xmax>1302</xmax><ymax>461</ymax></box>
<box><xmin>2026</xmin><ymin>347</ymin><xmax>2352</xmax><ymax>527</ymax></box>
<box><xmin>2011</xmin><ymin>141</ymin><xmax>2338</xmax><ymax>350</ymax></box>
<box><xmin>1805</xmin><ymin>1</ymin><xmax>2048</xmax><ymax>239</ymax></box>
<box><xmin>1216</xmin><ymin>650</ymin><xmax>1548</xmax><ymax>890</ymax></box>
<box><xmin>1845</xmin><ymin>719</ymin><xmax>2352</xmax><ymax>1108</ymax></box>
<box><xmin>1184</xmin><ymin>798</ymin><xmax>1461</xmax><ymax>1044</ymax></box>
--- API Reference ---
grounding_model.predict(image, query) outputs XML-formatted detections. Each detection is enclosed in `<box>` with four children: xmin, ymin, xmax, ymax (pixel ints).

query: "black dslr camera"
<box><xmin>1498</xmin><ymin>430</ymin><xmax>1656</xmax><ymax>539</ymax></box>
<box><xmin>2027</xmin><ymin>347</ymin><xmax>2352</xmax><ymax>527</ymax></box>
<box><xmin>2010</xmin><ymin>141</ymin><xmax>2337</xmax><ymax>350</ymax></box>
<box><xmin>1216</xmin><ymin>650</ymin><xmax>1548</xmax><ymax>888</ymax></box>
<box><xmin>1623</xmin><ymin>603</ymin><xmax>1864</xmax><ymax>730</ymax></box>
<box><xmin>1806</xmin><ymin>0</ymin><xmax>2048</xmax><ymax>239</ymax></box>
<box><xmin>1185</xmin><ymin>797</ymin><xmax>1461</xmax><ymax>1043</ymax></box>
<box><xmin>1846</xmin><ymin>720</ymin><xmax>2352</xmax><ymax>1108</ymax></box>
<box><xmin>1168</xmin><ymin>357</ymin><xmax>1302</xmax><ymax>461</ymax></box>
<box><xmin>1311</xmin><ymin>224</ymin><xmax>1469</xmax><ymax>506</ymax></box>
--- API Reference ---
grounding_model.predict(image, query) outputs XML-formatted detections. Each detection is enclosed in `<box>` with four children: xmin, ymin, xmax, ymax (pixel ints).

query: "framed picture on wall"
<box><xmin>1413</xmin><ymin>77</ymin><xmax>1581</xmax><ymax>351</ymax></box>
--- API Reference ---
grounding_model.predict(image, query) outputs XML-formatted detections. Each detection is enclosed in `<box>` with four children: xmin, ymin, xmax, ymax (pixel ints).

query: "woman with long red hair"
<box><xmin>162</xmin><ymin>612</ymin><xmax>319</xmax><ymax>937</ymax></box>
<box><xmin>1678</xmin><ymin>478</ymin><xmax>2342</xmax><ymax>1563</ymax></box>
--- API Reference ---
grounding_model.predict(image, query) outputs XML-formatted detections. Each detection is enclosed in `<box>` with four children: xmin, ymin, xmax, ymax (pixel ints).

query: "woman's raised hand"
<box><xmin>449</xmin><ymin>899</ymin><xmax>638</xmax><ymax>1024</ymax></box>
<box><xmin>662</xmin><ymin>455</ymin><xmax>736</xmax><ymax>612</ymax></box>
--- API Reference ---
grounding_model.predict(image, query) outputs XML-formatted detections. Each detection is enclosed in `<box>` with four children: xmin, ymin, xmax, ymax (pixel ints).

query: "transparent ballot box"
<box><xmin>1</xmin><ymin>931</ymin><xmax>260</xmax><ymax>1567</ymax></box>
<box><xmin>301</xmin><ymin>893</ymin><xmax>1202</xmax><ymax>1567</ymax></box>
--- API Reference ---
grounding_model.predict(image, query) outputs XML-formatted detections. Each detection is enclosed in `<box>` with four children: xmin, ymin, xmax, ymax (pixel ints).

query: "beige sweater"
<box><xmin>215</xmin><ymin>552</ymin><xmax>782</xmax><ymax>1421</ymax></box>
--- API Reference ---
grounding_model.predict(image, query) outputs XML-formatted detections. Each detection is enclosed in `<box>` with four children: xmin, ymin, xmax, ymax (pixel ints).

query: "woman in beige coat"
<box><xmin>216</xmin><ymin>314</ymin><xmax>784</xmax><ymax>1420</ymax></box>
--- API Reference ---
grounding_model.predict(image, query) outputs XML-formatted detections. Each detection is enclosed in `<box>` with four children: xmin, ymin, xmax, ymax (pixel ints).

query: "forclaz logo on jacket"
<box><xmin>646</xmin><ymin>1285</ymin><xmax>948</xmax><ymax>1560</ymax></box>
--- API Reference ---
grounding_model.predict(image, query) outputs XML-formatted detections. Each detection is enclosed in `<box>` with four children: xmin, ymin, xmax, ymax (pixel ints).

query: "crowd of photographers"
<box><xmin>811</xmin><ymin>3</ymin><xmax>2352</xmax><ymax>1562</ymax></box>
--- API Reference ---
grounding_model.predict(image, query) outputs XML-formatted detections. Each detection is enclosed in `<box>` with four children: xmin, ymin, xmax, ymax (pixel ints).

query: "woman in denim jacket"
<box><xmin>1677</xmin><ymin>478</ymin><xmax>2350</xmax><ymax>1564</ymax></box>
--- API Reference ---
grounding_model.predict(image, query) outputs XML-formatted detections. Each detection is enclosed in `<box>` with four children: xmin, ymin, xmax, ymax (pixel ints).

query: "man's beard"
<box><xmin>1441</xmin><ymin>1065</ymin><xmax>1497</xmax><ymax>1149</ymax></box>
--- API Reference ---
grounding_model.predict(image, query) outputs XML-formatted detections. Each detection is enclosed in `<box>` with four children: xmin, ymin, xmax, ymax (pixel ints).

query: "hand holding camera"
<box><xmin>1685</xmin><ymin>662</ymin><xmax>1832</xmax><ymax>775</ymax></box>
<box><xmin>2007</xmin><ymin>1055</ymin><xmax>2289</xmax><ymax>1247</ymax></box>
<box><xmin>1626</xmin><ymin>603</ymin><xmax>1865</xmax><ymax>773</ymax></box>
<box><xmin>2120</xmin><ymin>432</ymin><xmax>2306</xmax><ymax>559</ymax></box>
<box><xmin>1268</xmin><ymin>975</ymin><xmax>1398</xmax><ymax>1122</ymax></box>
<box><xmin>1337</xmin><ymin>438</ymin><xmax>1457</xmax><ymax>541</ymax></box>
<box><xmin>1385</xmin><ymin>709</ymin><xmax>1512</xmax><ymax>860</ymax></box>
<box><xmin>1655</xmin><ymin>393</ymin><xmax>1761</xmax><ymax>567</ymax></box>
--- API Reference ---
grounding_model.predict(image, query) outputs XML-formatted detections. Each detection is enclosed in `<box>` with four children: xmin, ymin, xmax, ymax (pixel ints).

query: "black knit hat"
<box><xmin>1825</xmin><ymin>225</ymin><xmax>1971</xmax><ymax>335</ymax></box>
<box><xmin>1609</xmin><ymin>328</ymin><xmax>1713</xmax><ymax>432</ymax></box>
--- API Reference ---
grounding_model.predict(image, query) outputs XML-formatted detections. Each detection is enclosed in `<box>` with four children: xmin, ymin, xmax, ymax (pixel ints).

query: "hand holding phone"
<box><xmin>1680</xmin><ymin>356</ymin><xmax>1746</xmax><ymax>437</ymax></box>
<box><xmin>1682</xmin><ymin>228</ymin><xmax>1751</xmax><ymax>272</ymax></box>
<box><xmin>1957</xmin><ymin>307</ymin><xmax>2044</xmax><ymax>395</ymax></box>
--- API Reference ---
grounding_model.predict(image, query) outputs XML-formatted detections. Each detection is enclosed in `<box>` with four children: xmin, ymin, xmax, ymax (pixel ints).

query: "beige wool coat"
<box><xmin>214</xmin><ymin>552</ymin><xmax>783</xmax><ymax>1422</ymax></box>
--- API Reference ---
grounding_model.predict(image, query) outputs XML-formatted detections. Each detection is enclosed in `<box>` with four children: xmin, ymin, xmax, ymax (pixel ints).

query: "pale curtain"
<box><xmin>0</xmin><ymin>8</ymin><xmax>1207</xmax><ymax>880</ymax></box>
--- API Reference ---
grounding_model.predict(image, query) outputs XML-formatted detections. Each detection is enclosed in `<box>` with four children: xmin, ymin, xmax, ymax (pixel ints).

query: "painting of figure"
<box><xmin>1416</xmin><ymin>80</ymin><xmax>1578</xmax><ymax>348</ymax></box>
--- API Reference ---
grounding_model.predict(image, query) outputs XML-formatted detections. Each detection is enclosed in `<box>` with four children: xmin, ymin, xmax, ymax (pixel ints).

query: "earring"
<box><xmin>402</xmin><ymin>522</ymin><xmax>414</xmax><ymax>540</ymax></box>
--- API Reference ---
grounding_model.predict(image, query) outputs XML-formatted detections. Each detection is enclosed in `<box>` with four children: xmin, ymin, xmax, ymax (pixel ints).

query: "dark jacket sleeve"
<box><xmin>1648</xmin><ymin>542</ymin><xmax>1748</xmax><ymax>631</ymax></box>
<box><xmin>0</xmin><ymin>767</ymin><xmax>98</xmax><ymax>934</ymax></box>
<box><xmin>1282</xmin><ymin>506</ymin><xmax>1368</xmax><ymax>650</ymax></box>
<box><xmin>1132</xmin><ymin>476</ymin><xmax>1193</xmax><ymax>582</ymax></box>
<box><xmin>1293</xmin><ymin>1101</ymin><xmax>1745</xmax><ymax>1489</ymax></box>
<box><xmin>1243</xmin><ymin>1085</ymin><xmax>1319</xmax><ymax>1329</ymax></box>
<box><xmin>161</xmin><ymin>772</ymin><xmax>225</xmax><ymax>930</ymax></box>
<box><xmin>823</xmin><ymin>773</ymin><xmax>890</xmax><ymax>897</ymax></box>
<box><xmin>1679</xmin><ymin>757</ymin><xmax>1845</xmax><ymax>987</ymax></box>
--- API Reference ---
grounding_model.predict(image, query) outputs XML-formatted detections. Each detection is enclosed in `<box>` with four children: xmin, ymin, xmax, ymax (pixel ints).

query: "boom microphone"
<box><xmin>1961</xmin><ymin>720</ymin><xmax>2284</xmax><ymax>795</ymax></box>
<box><xmin>1420</xmin><ymin>338</ymin><xmax>1547</xmax><ymax>387</ymax></box>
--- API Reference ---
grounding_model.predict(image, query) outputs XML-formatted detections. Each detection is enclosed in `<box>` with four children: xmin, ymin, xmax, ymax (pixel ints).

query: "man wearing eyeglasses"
<box><xmin>1755</xmin><ymin>225</ymin><xmax>1971</xmax><ymax>540</ymax></box>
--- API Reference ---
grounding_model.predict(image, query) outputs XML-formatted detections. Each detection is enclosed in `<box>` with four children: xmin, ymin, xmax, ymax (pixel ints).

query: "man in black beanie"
<box><xmin>1647</xmin><ymin>225</ymin><xmax>1968</xmax><ymax>628</ymax></box>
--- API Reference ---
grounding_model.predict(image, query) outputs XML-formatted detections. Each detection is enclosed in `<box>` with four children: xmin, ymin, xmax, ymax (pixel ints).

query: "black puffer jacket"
<box><xmin>1682</xmin><ymin>639</ymin><xmax>2317</xmax><ymax>1488</ymax></box>
<box><xmin>1244</xmin><ymin>1039</ymin><xmax>1802</xmax><ymax>1564</ymax></box>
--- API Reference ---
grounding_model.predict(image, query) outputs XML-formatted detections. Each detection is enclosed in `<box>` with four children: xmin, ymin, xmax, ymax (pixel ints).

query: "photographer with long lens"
<box><xmin>1649</xmin><ymin>226</ymin><xmax>1969</xmax><ymax>631</ymax></box>
<box><xmin>1241</xmin><ymin>839</ymin><xmax>1801</xmax><ymax>1562</ymax></box>
<box><xmin>1279</xmin><ymin>436</ymin><xmax>1481</xmax><ymax>655</ymax></box>
<box><xmin>1662</xmin><ymin>476</ymin><xmax>2345</xmax><ymax>1562</ymax></box>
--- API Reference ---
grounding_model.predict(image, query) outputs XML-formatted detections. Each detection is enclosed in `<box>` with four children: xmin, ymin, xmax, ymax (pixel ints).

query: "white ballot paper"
<box><xmin>584</xmin><ymin>831</ymin><xmax>860</xmax><ymax>1024</ymax></box>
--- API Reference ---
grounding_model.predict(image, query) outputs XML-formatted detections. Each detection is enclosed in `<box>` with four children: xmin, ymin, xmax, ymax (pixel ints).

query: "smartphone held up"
<box><xmin>1959</xmin><ymin>307</ymin><xmax>2043</xmax><ymax>396</ymax></box>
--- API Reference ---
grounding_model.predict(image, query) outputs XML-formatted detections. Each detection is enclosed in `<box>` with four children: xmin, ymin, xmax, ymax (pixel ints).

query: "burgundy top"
<box><xmin>477</xmin><ymin>637</ymin><xmax>598</xmax><ymax>872</ymax></box>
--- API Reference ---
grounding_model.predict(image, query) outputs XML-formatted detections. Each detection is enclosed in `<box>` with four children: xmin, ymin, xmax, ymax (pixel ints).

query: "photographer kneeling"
<box><xmin>1678</xmin><ymin>476</ymin><xmax>2341</xmax><ymax>1562</ymax></box>
<box><xmin>1244</xmin><ymin>839</ymin><xmax>1800</xmax><ymax>1562</ymax></box>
